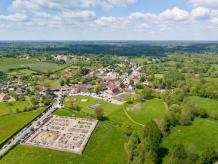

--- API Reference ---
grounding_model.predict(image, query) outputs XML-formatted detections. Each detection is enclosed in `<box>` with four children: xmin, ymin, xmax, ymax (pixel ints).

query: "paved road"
<box><xmin>0</xmin><ymin>92</ymin><xmax>63</xmax><ymax>157</ymax></box>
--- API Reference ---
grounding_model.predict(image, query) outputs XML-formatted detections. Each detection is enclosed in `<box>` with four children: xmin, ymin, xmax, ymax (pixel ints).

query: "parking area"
<box><xmin>23</xmin><ymin>116</ymin><xmax>98</xmax><ymax>154</ymax></box>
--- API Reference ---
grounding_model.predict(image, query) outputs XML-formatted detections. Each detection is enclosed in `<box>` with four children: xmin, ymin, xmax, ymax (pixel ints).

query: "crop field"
<box><xmin>0</xmin><ymin>58</ymin><xmax>67</xmax><ymax>73</ymax></box>
<box><xmin>0</xmin><ymin>122</ymin><xmax>128</xmax><ymax>164</ymax></box>
<box><xmin>0</xmin><ymin>108</ymin><xmax>45</xmax><ymax>145</ymax></box>
<box><xmin>127</xmin><ymin>99</ymin><xmax>167</xmax><ymax>125</ymax></box>
<box><xmin>7</xmin><ymin>69</ymin><xmax>37</xmax><ymax>77</ymax></box>
<box><xmin>0</xmin><ymin>101</ymin><xmax>32</xmax><ymax>116</ymax></box>
<box><xmin>184</xmin><ymin>96</ymin><xmax>218</xmax><ymax>116</ymax></box>
<box><xmin>0</xmin><ymin>58</ymin><xmax>37</xmax><ymax>72</ymax></box>
<box><xmin>161</xmin><ymin>118</ymin><xmax>218</xmax><ymax>163</ymax></box>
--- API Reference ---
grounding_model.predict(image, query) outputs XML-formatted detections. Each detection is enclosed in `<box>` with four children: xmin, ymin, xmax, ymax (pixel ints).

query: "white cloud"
<box><xmin>159</xmin><ymin>7</ymin><xmax>189</xmax><ymax>21</ymax></box>
<box><xmin>211</xmin><ymin>17</ymin><xmax>218</xmax><ymax>24</ymax></box>
<box><xmin>191</xmin><ymin>7</ymin><xmax>211</xmax><ymax>19</ymax></box>
<box><xmin>0</xmin><ymin>13</ymin><xmax>27</xmax><ymax>22</ymax></box>
<box><xmin>189</xmin><ymin>0</ymin><xmax>218</xmax><ymax>9</ymax></box>
<box><xmin>62</xmin><ymin>10</ymin><xmax>96</xmax><ymax>21</ymax></box>
<box><xmin>9</xmin><ymin>0</ymin><xmax>137</xmax><ymax>13</ymax></box>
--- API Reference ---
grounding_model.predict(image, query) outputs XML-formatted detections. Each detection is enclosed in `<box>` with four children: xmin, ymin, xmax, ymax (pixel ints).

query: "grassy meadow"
<box><xmin>161</xmin><ymin>118</ymin><xmax>218</xmax><ymax>163</ymax></box>
<box><xmin>0</xmin><ymin>108</ymin><xmax>45</xmax><ymax>145</ymax></box>
<box><xmin>127</xmin><ymin>99</ymin><xmax>167</xmax><ymax>125</ymax></box>
<box><xmin>0</xmin><ymin>58</ymin><xmax>67</xmax><ymax>73</ymax></box>
<box><xmin>185</xmin><ymin>96</ymin><xmax>218</xmax><ymax>117</ymax></box>
<box><xmin>0</xmin><ymin>101</ymin><xmax>32</xmax><ymax>116</ymax></box>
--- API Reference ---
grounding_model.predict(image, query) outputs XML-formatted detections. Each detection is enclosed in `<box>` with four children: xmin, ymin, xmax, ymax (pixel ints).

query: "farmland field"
<box><xmin>0</xmin><ymin>58</ymin><xmax>68</xmax><ymax>73</ymax></box>
<box><xmin>0</xmin><ymin>108</ymin><xmax>45</xmax><ymax>145</ymax></box>
<box><xmin>7</xmin><ymin>69</ymin><xmax>36</xmax><ymax>77</ymax></box>
<box><xmin>0</xmin><ymin>101</ymin><xmax>32</xmax><ymax>116</ymax></box>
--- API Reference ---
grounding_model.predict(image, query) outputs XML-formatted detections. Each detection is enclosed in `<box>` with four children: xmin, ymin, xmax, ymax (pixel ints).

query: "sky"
<box><xmin>0</xmin><ymin>0</ymin><xmax>218</xmax><ymax>40</ymax></box>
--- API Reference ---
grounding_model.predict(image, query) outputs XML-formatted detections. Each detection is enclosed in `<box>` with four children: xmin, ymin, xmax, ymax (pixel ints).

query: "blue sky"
<box><xmin>0</xmin><ymin>0</ymin><xmax>218</xmax><ymax>40</ymax></box>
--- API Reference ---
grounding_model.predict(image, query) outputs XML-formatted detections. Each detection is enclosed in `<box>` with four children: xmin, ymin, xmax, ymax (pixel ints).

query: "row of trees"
<box><xmin>169</xmin><ymin>143</ymin><xmax>218</xmax><ymax>164</ymax></box>
<box><xmin>127</xmin><ymin>121</ymin><xmax>162</xmax><ymax>163</ymax></box>
<box><xmin>127</xmin><ymin>119</ymin><xmax>218</xmax><ymax>164</ymax></box>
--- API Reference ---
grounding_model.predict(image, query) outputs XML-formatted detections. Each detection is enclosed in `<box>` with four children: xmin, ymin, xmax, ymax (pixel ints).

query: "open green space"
<box><xmin>185</xmin><ymin>96</ymin><xmax>218</xmax><ymax>117</ymax></box>
<box><xmin>0</xmin><ymin>58</ymin><xmax>67</xmax><ymax>73</ymax></box>
<box><xmin>0</xmin><ymin>121</ymin><xmax>128</xmax><ymax>164</ymax></box>
<box><xmin>0</xmin><ymin>58</ymin><xmax>37</xmax><ymax>72</ymax></box>
<box><xmin>127</xmin><ymin>99</ymin><xmax>167</xmax><ymax>125</ymax></box>
<box><xmin>29</xmin><ymin>62</ymin><xmax>68</xmax><ymax>73</ymax></box>
<box><xmin>42</xmin><ymin>79</ymin><xmax>61</xmax><ymax>88</ymax></box>
<box><xmin>0</xmin><ymin>101</ymin><xmax>32</xmax><ymax>116</ymax></box>
<box><xmin>7</xmin><ymin>69</ymin><xmax>36</xmax><ymax>77</ymax></box>
<box><xmin>130</xmin><ymin>57</ymin><xmax>147</xmax><ymax>64</ymax></box>
<box><xmin>0</xmin><ymin>108</ymin><xmax>45</xmax><ymax>145</ymax></box>
<box><xmin>161</xmin><ymin>118</ymin><xmax>218</xmax><ymax>163</ymax></box>
<box><xmin>64</xmin><ymin>96</ymin><xmax>121</xmax><ymax>116</ymax></box>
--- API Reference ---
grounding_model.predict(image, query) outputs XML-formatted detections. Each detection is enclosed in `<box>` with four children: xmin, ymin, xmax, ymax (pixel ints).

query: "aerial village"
<box><xmin>0</xmin><ymin>54</ymin><xmax>150</xmax><ymax>155</ymax></box>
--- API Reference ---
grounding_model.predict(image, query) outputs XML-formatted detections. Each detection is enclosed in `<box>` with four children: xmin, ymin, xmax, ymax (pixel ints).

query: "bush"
<box><xmin>95</xmin><ymin>107</ymin><xmax>104</xmax><ymax>121</ymax></box>
<box><xmin>123</xmin><ymin>124</ymin><xmax>133</xmax><ymax>136</ymax></box>
<box><xmin>198</xmin><ymin>108</ymin><xmax>209</xmax><ymax>118</ymax></box>
<box><xmin>169</xmin><ymin>104</ymin><xmax>181</xmax><ymax>113</ymax></box>
<box><xmin>199</xmin><ymin>146</ymin><xmax>218</xmax><ymax>164</ymax></box>
<box><xmin>179</xmin><ymin>111</ymin><xmax>193</xmax><ymax>126</ymax></box>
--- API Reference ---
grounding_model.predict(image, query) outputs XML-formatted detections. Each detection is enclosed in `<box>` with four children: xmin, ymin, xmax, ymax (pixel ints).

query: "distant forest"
<box><xmin>0</xmin><ymin>41</ymin><xmax>218</xmax><ymax>57</ymax></box>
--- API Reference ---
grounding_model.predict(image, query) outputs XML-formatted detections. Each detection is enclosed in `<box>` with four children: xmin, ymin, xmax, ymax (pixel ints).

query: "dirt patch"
<box><xmin>126</xmin><ymin>103</ymin><xmax>142</xmax><ymax>111</ymax></box>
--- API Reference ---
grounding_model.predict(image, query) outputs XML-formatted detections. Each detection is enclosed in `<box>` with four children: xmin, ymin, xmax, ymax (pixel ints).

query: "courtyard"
<box><xmin>23</xmin><ymin>116</ymin><xmax>98</xmax><ymax>154</ymax></box>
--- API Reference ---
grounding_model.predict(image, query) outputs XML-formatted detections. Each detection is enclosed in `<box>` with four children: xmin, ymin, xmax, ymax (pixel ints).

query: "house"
<box><xmin>0</xmin><ymin>93</ymin><xmax>15</xmax><ymax>102</ymax></box>
<box><xmin>0</xmin><ymin>93</ymin><xmax>6</xmax><ymax>102</ymax></box>
<box><xmin>8</xmin><ymin>88</ymin><xmax>14</xmax><ymax>93</ymax></box>
<box><xmin>0</xmin><ymin>83</ymin><xmax>5</xmax><ymax>89</ymax></box>
<box><xmin>19</xmin><ymin>54</ymin><xmax>30</xmax><ymax>59</ymax></box>
<box><xmin>16</xmin><ymin>88</ymin><xmax>24</xmax><ymax>95</ymax></box>
<box><xmin>54</xmin><ymin>55</ymin><xmax>68</xmax><ymax>62</ymax></box>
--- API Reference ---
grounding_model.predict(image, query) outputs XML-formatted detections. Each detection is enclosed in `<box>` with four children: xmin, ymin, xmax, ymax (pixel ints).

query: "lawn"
<box><xmin>63</xmin><ymin>96</ymin><xmax>121</xmax><ymax>117</ymax></box>
<box><xmin>161</xmin><ymin>118</ymin><xmax>218</xmax><ymax>163</ymax></box>
<box><xmin>127</xmin><ymin>99</ymin><xmax>167</xmax><ymax>125</ymax></box>
<box><xmin>0</xmin><ymin>101</ymin><xmax>32</xmax><ymax>116</ymax></box>
<box><xmin>184</xmin><ymin>96</ymin><xmax>218</xmax><ymax>117</ymax></box>
<box><xmin>0</xmin><ymin>108</ymin><xmax>45</xmax><ymax>145</ymax></box>
<box><xmin>0</xmin><ymin>121</ymin><xmax>128</xmax><ymax>164</ymax></box>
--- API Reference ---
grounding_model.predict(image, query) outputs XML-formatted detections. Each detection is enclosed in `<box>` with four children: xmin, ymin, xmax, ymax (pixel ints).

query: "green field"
<box><xmin>7</xmin><ymin>69</ymin><xmax>36</xmax><ymax>77</ymax></box>
<box><xmin>0</xmin><ymin>101</ymin><xmax>32</xmax><ymax>116</ymax></box>
<box><xmin>42</xmin><ymin>79</ymin><xmax>61</xmax><ymax>88</ymax></box>
<box><xmin>0</xmin><ymin>58</ymin><xmax>67</xmax><ymax>73</ymax></box>
<box><xmin>185</xmin><ymin>96</ymin><xmax>218</xmax><ymax>117</ymax></box>
<box><xmin>161</xmin><ymin>118</ymin><xmax>218</xmax><ymax>163</ymax></box>
<box><xmin>0</xmin><ymin>108</ymin><xmax>44</xmax><ymax>145</ymax></box>
<box><xmin>1</xmin><ymin>118</ymin><xmax>128</xmax><ymax>164</ymax></box>
<box><xmin>0</xmin><ymin>58</ymin><xmax>37</xmax><ymax>72</ymax></box>
<box><xmin>64</xmin><ymin>96</ymin><xmax>121</xmax><ymax>116</ymax></box>
<box><xmin>127</xmin><ymin>99</ymin><xmax>167</xmax><ymax>125</ymax></box>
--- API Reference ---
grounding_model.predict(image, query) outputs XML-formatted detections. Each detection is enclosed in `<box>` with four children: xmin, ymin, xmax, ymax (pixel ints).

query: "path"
<box><xmin>122</xmin><ymin>108</ymin><xmax>144</xmax><ymax>127</ymax></box>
